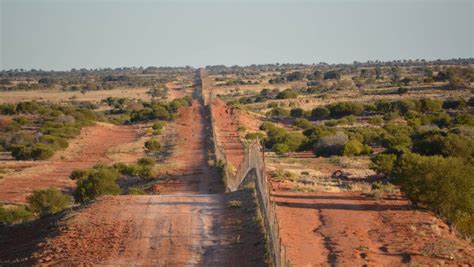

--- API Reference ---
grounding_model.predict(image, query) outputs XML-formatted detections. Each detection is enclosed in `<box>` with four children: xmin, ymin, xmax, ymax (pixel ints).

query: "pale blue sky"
<box><xmin>1</xmin><ymin>0</ymin><xmax>473</xmax><ymax>70</ymax></box>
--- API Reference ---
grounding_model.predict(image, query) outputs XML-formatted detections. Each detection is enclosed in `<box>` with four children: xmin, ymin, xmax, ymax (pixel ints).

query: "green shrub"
<box><xmin>245</xmin><ymin>132</ymin><xmax>266</xmax><ymax>141</ymax></box>
<box><xmin>419</xmin><ymin>98</ymin><xmax>442</xmax><ymax>113</ymax></box>
<box><xmin>342</xmin><ymin>140</ymin><xmax>371</xmax><ymax>156</ymax></box>
<box><xmin>10</xmin><ymin>144</ymin><xmax>32</xmax><ymax>160</ymax></box>
<box><xmin>116</xmin><ymin>163</ymin><xmax>141</xmax><ymax>176</ymax></box>
<box><xmin>31</xmin><ymin>144</ymin><xmax>55</xmax><ymax>160</ymax></box>
<box><xmin>267</xmin><ymin>107</ymin><xmax>290</xmax><ymax>117</ymax></box>
<box><xmin>74</xmin><ymin>166</ymin><xmax>120</xmax><ymax>203</ymax></box>
<box><xmin>368</xmin><ymin>116</ymin><xmax>384</xmax><ymax>126</ymax></box>
<box><xmin>345</xmin><ymin>115</ymin><xmax>357</xmax><ymax>125</ymax></box>
<box><xmin>69</xmin><ymin>169</ymin><xmax>87</xmax><ymax>180</ymax></box>
<box><xmin>137</xmin><ymin>157</ymin><xmax>155</xmax><ymax>167</ymax></box>
<box><xmin>135</xmin><ymin>157</ymin><xmax>156</xmax><ymax>179</ymax></box>
<box><xmin>413</xmin><ymin>132</ymin><xmax>474</xmax><ymax>159</ymax></box>
<box><xmin>324</xmin><ymin>120</ymin><xmax>339</xmax><ymax>127</ymax></box>
<box><xmin>301</xmin><ymin>126</ymin><xmax>336</xmax><ymax>150</ymax></box>
<box><xmin>272</xmin><ymin>143</ymin><xmax>289</xmax><ymax>155</ymax></box>
<box><xmin>327</xmin><ymin>102</ymin><xmax>364</xmax><ymax>117</ymax></box>
<box><xmin>127</xmin><ymin>187</ymin><xmax>146</xmax><ymax>195</ymax></box>
<box><xmin>40</xmin><ymin>135</ymin><xmax>68</xmax><ymax>150</ymax></box>
<box><xmin>0</xmin><ymin>205</ymin><xmax>33</xmax><ymax>225</ymax></box>
<box><xmin>144</xmin><ymin>139</ymin><xmax>161</xmax><ymax>152</ymax></box>
<box><xmin>260</xmin><ymin>121</ymin><xmax>277</xmax><ymax>131</ymax></box>
<box><xmin>293</xmin><ymin>118</ymin><xmax>312</xmax><ymax>129</ymax></box>
<box><xmin>276</xmin><ymin>89</ymin><xmax>298</xmax><ymax>99</ymax></box>
<box><xmin>311</xmin><ymin>107</ymin><xmax>330</xmax><ymax>120</ymax></box>
<box><xmin>392</xmin><ymin>153</ymin><xmax>474</xmax><ymax>237</ymax></box>
<box><xmin>152</xmin><ymin>121</ymin><xmax>165</xmax><ymax>130</ymax></box>
<box><xmin>137</xmin><ymin>165</ymin><xmax>155</xmax><ymax>180</ymax></box>
<box><xmin>130</xmin><ymin>105</ymin><xmax>171</xmax><ymax>123</ymax></box>
<box><xmin>267</xmin><ymin>102</ymin><xmax>278</xmax><ymax>108</ymax></box>
<box><xmin>263</xmin><ymin>124</ymin><xmax>306</xmax><ymax>153</ymax></box>
<box><xmin>442</xmin><ymin>98</ymin><xmax>467</xmax><ymax>110</ymax></box>
<box><xmin>381</xmin><ymin>123</ymin><xmax>413</xmax><ymax>150</ymax></box>
<box><xmin>370</xmin><ymin>153</ymin><xmax>397</xmax><ymax>175</ymax></box>
<box><xmin>453</xmin><ymin>113</ymin><xmax>474</xmax><ymax>126</ymax></box>
<box><xmin>13</xmin><ymin>116</ymin><xmax>31</xmax><ymax>125</ymax></box>
<box><xmin>27</xmin><ymin>188</ymin><xmax>72</xmax><ymax>215</ymax></box>
<box><xmin>421</xmin><ymin>112</ymin><xmax>451</xmax><ymax>128</ymax></box>
<box><xmin>313</xmin><ymin>131</ymin><xmax>348</xmax><ymax>156</ymax></box>
<box><xmin>290</xmin><ymin>108</ymin><xmax>304</xmax><ymax>118</ymax></box>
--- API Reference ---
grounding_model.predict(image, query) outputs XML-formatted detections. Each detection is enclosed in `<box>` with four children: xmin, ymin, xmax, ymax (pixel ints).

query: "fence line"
<box><xmin>199</xmin><ymin>69</ymin><xmax>290</xmax><ymax>266</ymax></box>
<box><xmin>246</xmin><ymin>141</ymin><xmax>291</xmax><ymax>267</ymax></box>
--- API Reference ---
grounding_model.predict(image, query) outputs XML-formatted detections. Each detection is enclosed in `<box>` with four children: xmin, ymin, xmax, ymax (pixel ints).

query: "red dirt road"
<box><xmin>31</xmin><ymin>195</ymin><xmax>234</xmax><ymax>265</ymax></box>
<box><xmin>4</xmin><ymin>98</ymin><xmax>265</xmax><ymax>266</ymax></box>
<box><xmin>0</xmin><ymin>123</ymin><xmax>139</xmax><ymax>204</ymax></box>
<box><xmin>273</xmin><ymin>191</ymin><xmax>474</xmax><ymax>266</ymax></box>
<box><xmin>157</xmin><ymin>99</ymin><xmax>222</xmax><ymax>194</ymax></box>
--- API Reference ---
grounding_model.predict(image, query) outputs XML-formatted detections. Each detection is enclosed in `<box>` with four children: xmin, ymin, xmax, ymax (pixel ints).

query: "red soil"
<box><xmin>237</xmin><ymin>110</ymin><xmax>262</xmax><ymax>132</ymax></box>
<box><xmin>211</xmin><ymin>98</ymin><xmax>245</xmax><ymax>170</ymax></box>
<box><xmin>0</xmin><ymin>123</ymin><xmax>139</xmax><ymax>204</ymax></box>
<box><xmin>0</xmin><ymin>98</ymin><xmax>266</xmax><ymax>266</ymax></box>
<box><xmin>166</xmin><ymin>81</ymin><xmax>187</xmax><ymax>99</ymax></box>
<box><xmin>273</xmin><ymin>190</ymin><xmax>474</xmax><ymax>266</ymax></box>
<box><xmin>154</xmin><ymin>99</ymin><xmax>223</xmax><ymax>194</ymax></box>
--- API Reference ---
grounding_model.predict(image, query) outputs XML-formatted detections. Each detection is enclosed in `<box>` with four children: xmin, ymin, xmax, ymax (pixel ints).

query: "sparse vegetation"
<box><xmin>27</xmin><ymin>187</ymin><xmax>72</xmax><ymax>215</ymax></box>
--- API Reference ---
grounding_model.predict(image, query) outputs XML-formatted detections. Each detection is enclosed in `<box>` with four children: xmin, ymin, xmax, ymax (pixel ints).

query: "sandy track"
<box><xmin>0</xmin><ymin>123</ymin><xmax>140</xmax><ymax>204</ymax></box>
<box><xmin>31</xmin><ymin>195</ymin><xmax>232</xmax><ymax>265</ymax></box>
<box><xmin>273</xmin><ymin>191</ymin><xmax>474</xmax><ymax>266</ymax></box>
<box><xmin>160</xmin><ymin>99</ymin><xmax>222</xmax><ymax>194</ymax></box>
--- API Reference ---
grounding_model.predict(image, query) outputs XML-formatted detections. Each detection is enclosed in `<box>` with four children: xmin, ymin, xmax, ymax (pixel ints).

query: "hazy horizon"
<box><xmin>1</xmin><ymin>0</ymin><xmax>473</xmax><ymax>71</ymax></box>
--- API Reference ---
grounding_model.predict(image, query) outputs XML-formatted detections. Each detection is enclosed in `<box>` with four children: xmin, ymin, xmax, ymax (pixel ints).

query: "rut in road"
<box><xmin>21</xmin><ymin>96</ymin><xmax>263</xmax><ymax>266</ymax></box>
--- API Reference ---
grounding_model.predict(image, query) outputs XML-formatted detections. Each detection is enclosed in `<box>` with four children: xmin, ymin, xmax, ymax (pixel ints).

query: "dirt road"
<box><xmin>29</xmin><ymin>195</ymin><xmax>233</xmax><ymax>265</ymax></box>
<box><xmin>156</xmin><ymin>99</ymin><xmax>223</xmax><ymax>194</ymax></box>
<box><xmin>3</xmin><ymin>97</ymin><xmax>265</xmax><ymax>265</ymax></box>
<box><xmin>0</xmin><ymin>123</ymin><xmax>140</xmax><ymax>204</ymax></box>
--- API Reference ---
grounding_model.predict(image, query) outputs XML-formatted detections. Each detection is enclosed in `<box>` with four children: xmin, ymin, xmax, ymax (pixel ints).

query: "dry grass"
<box><xmin>0</xmin><ymin>87</ymin><xmax>153</xmax><ymax>104</ymax></box>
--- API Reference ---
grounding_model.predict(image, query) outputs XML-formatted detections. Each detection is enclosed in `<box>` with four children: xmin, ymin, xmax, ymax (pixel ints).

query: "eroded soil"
<box><xmin>273</xmin><ymin>191</ymin><xmax>474</xmax><ymax>266</ymax></box>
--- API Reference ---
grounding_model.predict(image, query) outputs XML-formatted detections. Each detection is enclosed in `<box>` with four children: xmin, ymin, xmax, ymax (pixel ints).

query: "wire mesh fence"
<box><xmin>201</xmin><ymin>69</ymin><xmax>290</xmax><ymax>266</ymax></box>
